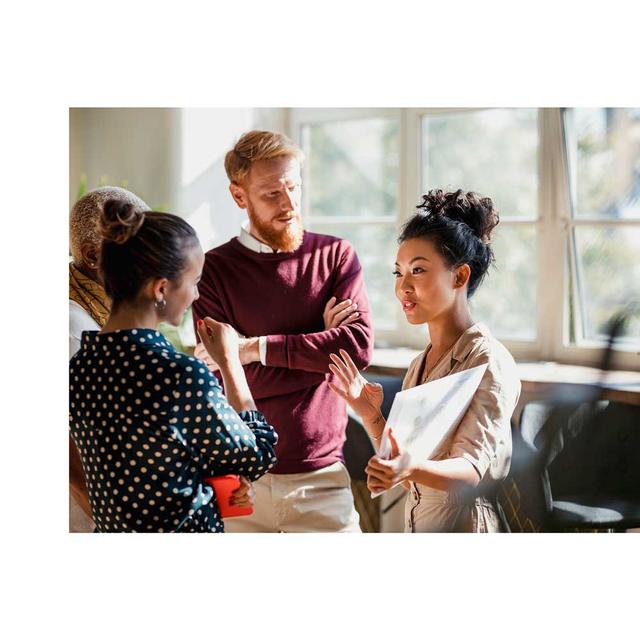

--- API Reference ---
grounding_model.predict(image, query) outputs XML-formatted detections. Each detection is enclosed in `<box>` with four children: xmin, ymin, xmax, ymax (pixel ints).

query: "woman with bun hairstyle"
<box><xmin>69</xmin><ymin>200</ymin><xmax>278</xmax><ymax>532</ymax></box>
<box><xmin>329</xmin><ymin>189</ymin><xmax>521</xmax><ymax>532</ymax></box>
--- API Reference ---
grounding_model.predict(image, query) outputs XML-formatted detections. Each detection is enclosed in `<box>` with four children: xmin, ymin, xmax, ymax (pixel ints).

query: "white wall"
<box><xmin>69</xmin><ymin>108</ymin><xmax>290</xmax><ymax>251</ymax></box>
<box><xmin>69</xmin><ymin>108</ymin><xmax>177</xmax><ymax>211</ymax></box>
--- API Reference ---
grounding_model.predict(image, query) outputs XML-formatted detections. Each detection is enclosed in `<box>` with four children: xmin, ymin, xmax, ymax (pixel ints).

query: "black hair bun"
<box><xmin>99</xmin><ymin>199</ymin><xmax>146</xmax><ymax>244</ymax></box>
<box><xmin>420</xmin><ymin>189</ymin><xmax>499</xmax><ymax>244</ymax></box>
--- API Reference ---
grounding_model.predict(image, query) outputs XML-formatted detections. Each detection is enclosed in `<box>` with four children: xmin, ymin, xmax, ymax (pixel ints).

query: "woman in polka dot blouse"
<box><xmin>69</xmin><ymin>199</ymin><xmax>278</xmax><ymax>532</ymax></box>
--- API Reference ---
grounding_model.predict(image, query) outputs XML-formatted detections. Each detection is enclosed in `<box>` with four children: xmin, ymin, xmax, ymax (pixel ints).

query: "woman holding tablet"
<box><xmin>329</xmin><ymin>189</ymin><xmax>520</xmax><ymax>532</ymax></box>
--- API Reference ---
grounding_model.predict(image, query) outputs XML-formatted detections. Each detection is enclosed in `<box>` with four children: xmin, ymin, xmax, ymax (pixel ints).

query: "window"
<box><xmin>565</xmin><ymin>108</ymin><xmax>640</xmax><ymax>348</ymax></box>
<box><xmin>300</xmin><ymin>112</ymin><xmax>400</xmax><ymax>329</ymax></box>
<box><xmin>291</xmin><ymin>108</ymin><xmax>640</xmax><ymax>369</ymax></box>
<box><xmin>421</xmin><ymin>109</ymin><xmax>539</xmax><ymax>342</ymax></box>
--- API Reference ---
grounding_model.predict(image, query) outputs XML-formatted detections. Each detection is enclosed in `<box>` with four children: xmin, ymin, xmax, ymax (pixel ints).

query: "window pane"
<box><xmin>574</xmin><ymin>226</ymin><xmax>640</xmax><ymax>344</ymax></box>
<box><xmin>308</xmin><ymin>222</ymin><xmax>398</xmax><ymax>329</ymax></box>
<box><xmin>421</xmin><ymin>109</ymin><xmax>538</xmax><ymax>218</ymax></box>
<box><xmin>471</xmin><ymin>224</ymin><xmax>537</xmax><ymax>341</ymax></box>
<box><xmin>571</xmin><ymin>108</ymin><xmax>640</xmax><ymax>219</ymax></box>
<box><xmin>302</xmin><ymin>118</ymin><xmax>399</xmax><ymax>217</ymax></box>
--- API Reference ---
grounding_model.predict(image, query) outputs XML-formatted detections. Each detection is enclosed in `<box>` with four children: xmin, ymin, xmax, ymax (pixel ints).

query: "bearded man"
<box><xmin>192</xmin><ymin>130</ymin><xmax>373</xmax><ymax>532</ymax></box>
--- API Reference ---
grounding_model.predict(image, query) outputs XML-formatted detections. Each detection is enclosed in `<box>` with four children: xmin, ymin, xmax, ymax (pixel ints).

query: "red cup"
<box><xmin>204</xmin><ymin>475</ymin><xmax>253</xmax><ymax>518</ymax></box>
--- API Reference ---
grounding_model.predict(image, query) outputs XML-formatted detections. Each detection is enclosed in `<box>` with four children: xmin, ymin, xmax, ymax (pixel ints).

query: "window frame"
<box><xmin>289</xmin><ymin>107</ymin><xmax>640</xmax><ymax>371</ymax></box>
<box><xmin>561</xmin><ymin>108</ymin><xmax>640</xmax><ymax>367</ymax></box>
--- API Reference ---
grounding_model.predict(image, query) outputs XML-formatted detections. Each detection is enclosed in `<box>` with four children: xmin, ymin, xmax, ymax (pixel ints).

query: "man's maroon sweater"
<box><xmin>192</xmin><ymin>231</ymin><xmax>374</xmax><ymax>474</ymax></box>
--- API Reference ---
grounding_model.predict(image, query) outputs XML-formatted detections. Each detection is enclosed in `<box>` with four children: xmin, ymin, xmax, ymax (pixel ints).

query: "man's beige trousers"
<box><xmin>223</xmin><ymin>461</ymin><xmax>361</xmax><ymax>533</ymax></box>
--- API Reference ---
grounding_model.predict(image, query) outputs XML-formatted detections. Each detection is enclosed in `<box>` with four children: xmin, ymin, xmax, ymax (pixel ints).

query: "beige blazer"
<box><xmin>402</xmin><ymin>323</ymin><xmax>521</xmax><ymax>532</ymax></box>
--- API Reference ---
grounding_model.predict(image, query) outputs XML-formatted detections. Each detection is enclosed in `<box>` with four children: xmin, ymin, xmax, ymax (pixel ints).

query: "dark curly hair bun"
<box><xmin>420</xmin><ymin>189</ymin><xmax>499</xmax><ymax>244</ymax></box>
<box><xmin>399</xmin><ymin>188</ymin><xmax>501</xmax><ymax>297</ymax></box>
<box><xmin>99</xmin><ymin>199</ymin><xmax>146</xmax><ymax>245</ymax></box>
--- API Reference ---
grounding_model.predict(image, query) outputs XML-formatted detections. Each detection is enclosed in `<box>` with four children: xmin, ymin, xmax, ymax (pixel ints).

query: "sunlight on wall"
<box><xmin>180</xmin><ymin>108</ymin><xmax>253</xmax><ymax>187</ymax></box>
<box><xmin>70</xmin><ymin>107</ymin><xmax>290</xmax><ymax>251</ymax></box>
<box><xmin>176</xmin><ymin>108</ymin><xmax>287</xmax><ymax>250</ymax></box>
<box><xmin>176</xmin><ymin>108</ymin><xmax>252</xmax><ymax>250</ymax></box>
<box><xmin>189</xmin><ymin>202</ymin><xmax>214</xmax><ymax>252</ymax></box>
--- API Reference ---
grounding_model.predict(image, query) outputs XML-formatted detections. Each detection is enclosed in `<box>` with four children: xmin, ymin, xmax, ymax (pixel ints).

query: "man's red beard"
<box><xmin>247</xmin><ymin>209</ymin><xmax>304</xmax><ymax>252</ymax></box>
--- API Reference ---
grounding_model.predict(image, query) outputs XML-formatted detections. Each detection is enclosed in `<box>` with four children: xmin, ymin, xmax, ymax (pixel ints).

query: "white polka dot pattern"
<box><xmin>69</xmin><ymin>329</ymin><xmax>278</xmax><ymax>532</ymax></box>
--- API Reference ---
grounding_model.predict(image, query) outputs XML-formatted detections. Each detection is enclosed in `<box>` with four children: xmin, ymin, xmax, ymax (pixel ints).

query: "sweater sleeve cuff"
<box><xmin>264</xmin><ymin>334</ymin><xmax>287</xmax><ymax>368</ymax></box>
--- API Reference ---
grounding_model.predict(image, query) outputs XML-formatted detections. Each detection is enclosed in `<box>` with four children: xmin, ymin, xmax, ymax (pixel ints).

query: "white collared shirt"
<box><xmin>236</xmin><ymin>221</ymin><xmax>274</xmax><ymax>364</ymax></box>
<box><xmin>238</xmin><ymin>220</ymin><xmax>279</xmax><ymax>254</ymax></box>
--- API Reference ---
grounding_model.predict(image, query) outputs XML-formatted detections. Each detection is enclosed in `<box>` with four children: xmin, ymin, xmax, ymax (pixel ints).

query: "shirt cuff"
<box><xmin>263</xmin><ymin>334</ymin><xmax>288</xmax><ymax>368</ymax></box>
<box><xmin>453</xmin><ymin>449</ymin><xmax>492</xmax><ymax>483</ymax></box>
<box><xmin>258</xmin><ymin>336</ymin><xmax>267</xmax><ymax>366</ymax></box>
<box><xmin>237</xmin><ymin>409</ymin><xmax>267</xmax><ymax>425</ymax></box>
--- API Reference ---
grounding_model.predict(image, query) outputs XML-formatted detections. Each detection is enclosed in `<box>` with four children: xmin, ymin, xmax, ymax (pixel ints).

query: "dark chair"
<box><xmin>547</xmin><ymin>400</ymin><xmax>640</xmax><ymax>530</ymax></box>
<box><xmin>343</xmin><ymin>416</ymin><xmax>375</xmax><ymax>482</ymax></box>
<box><xmin>499</xmin><ymin>397</ymin><xmax>640</xmax><ymax>532</ymax></box>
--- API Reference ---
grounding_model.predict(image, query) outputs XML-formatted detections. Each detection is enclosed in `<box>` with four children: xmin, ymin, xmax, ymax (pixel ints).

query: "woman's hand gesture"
<box><xmin>328</xmin><ymin>349</ymin><xmax>384</xmax><ymax>423</ymax></box>
<box><xmin>196</xmin><ymin>317</ymin><xmax>240</xmax><ymax>368</ymax></box>
<box><xmin>366</xmin><ymin>429</ymin><xmax>411</xmax><ymax>493</ymax></box>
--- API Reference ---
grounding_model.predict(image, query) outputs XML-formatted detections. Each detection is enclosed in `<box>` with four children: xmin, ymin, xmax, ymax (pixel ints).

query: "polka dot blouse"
<box><xmin>69</xmin><ymin>329</ymin><xmax>278</xmax><ymax>532</ymax></box>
